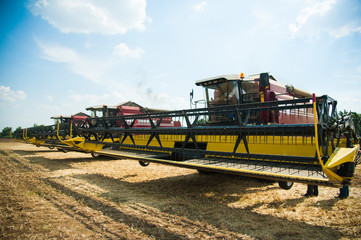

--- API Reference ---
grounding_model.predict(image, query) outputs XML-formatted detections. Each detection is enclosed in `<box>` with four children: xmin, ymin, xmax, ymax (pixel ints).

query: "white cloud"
<box><xmin>37</xmin><ymin>40</ymin><xmax>145</xmax><ymax>85</ymax></box>
<box><xmin>36</xmin><ymin>39</ymin><xmax>148</xmax><ymax>102</ymax></box>
<box><xmin>251</xmin><ymin>8</ymin><xmax>280</xmax><ymax>33</ymax></box>
<box><xmin>38</xmin><ymin>104</ymin><xmax>57</xmax><ymax>110</ymax></box>
<box><xmin>329</xmin><ymin>24</ymin><xmax>361</xmax><ymax>38</ymax></box>
<box><xmin>68</xmin><ymin>91</ymin><xmax>111</xmax><ymax>105</ymax></box>
<box><xmin>63</xmin><ymin>89</ymin><xmax>187</xmax><ymax>115</ymax></box>
<box><xmin>154</xmin><ymin>72</ymin><xmax>168</xmax><ymax>80</ymax></box>
<box><xmin>0</xmin><ymin>86</ymin><xmax>26</xmax><ymax>103</ymax></box>
<box><xmin>289</xmin><ymin>0</ymin><xmax>337</xmax><ymax>37</ymax></box>
<box><xmin>193</xmin><ymin>1</ymin><xmax>208</xmax><ymax>12</ymax></box>
<box><xmin>58</xmin><ymin>91</ymin><xmax>125</xmax><ymax>116</ymax></box>
<box><xmin>37</xmin><ymin>39</ymin><xmax>109</xmax><ymax>83</ymax></box>
<box><xmin>113</xmin><ymin>43</ymin><xmax>145</xmax><ymax>58</ymax></box>
<box><xmin>85</xmin><ymin>41</ymin><xmax>95</xmax><ymax>49</ymax></box>
<box><xmin>330</xmin><ymin>90</ymin><xmax>361</xmax><ymax>113</ymax></box>
<box><xmin>29</xmin><ymin>0</ymin><xmax>148</xmax><ymax>35</ymax></box>
<box><xmin>39</xmin><ymin>42</ymin><xmax>79</xmax><ymax>63</ymax></box>
<box><xmin>143</xmin><ymin>88</ymin><xmax>187</xmax><ymax>110</ymax></box>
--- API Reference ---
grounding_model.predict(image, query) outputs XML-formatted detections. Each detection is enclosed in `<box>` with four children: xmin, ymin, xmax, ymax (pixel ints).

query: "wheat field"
<box><xmin>1</xmin><ymin>139</ymin><xmax>360</xmax><ymax>239</ymax></box>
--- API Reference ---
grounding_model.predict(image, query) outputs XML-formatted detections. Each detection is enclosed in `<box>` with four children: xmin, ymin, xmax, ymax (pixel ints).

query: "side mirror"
<box><xmin>189</xmin><ymin>89</ymin><xmax>194</xmax><ymax>108</ymax></box>
<box><xmin>260</xmin><ymin>72</ymin><xmax>270</xmax><ymax>89</ymax></box>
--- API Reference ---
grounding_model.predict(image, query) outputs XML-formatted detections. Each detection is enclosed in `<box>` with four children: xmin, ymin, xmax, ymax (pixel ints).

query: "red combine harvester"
<box><xmin>86</xmin><ymin>102</ymin><xmax>181</xmax><ymax>128</ymax></box>
<box><xmin>14</xmin><ymin>72</ymin><xmax>360</xmax><ymax>190</ymax></box>
<box><xmin>195</xmin><ymin>72</ymin><xmax>314</xmax><ymax>124</ymax></box>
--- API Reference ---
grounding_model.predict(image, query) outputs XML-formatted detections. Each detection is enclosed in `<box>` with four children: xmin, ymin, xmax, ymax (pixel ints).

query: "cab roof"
<box><xmin>85</xmin><ymin>105</ymin><xmax>117</xmax><ymax>111</ymax></box>
<box><xmin>195</xmin><ymin>73</ymin><xmax>276</xmax><ymax>86</ymax></box>
<box><xmin>51</xmin><ymin>112</ymin><xmax>89</xmax><ymax>119</ymax></box>
<box><xmin>51</xmin><ymin>115</ymin><xmax>71</xmax><ymax>119</ymax></box>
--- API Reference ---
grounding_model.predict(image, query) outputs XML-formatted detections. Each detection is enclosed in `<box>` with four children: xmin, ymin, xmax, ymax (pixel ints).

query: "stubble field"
<box><xmin>1</xmin><ymin>139</ymin><xmax>361</xmax><ymax>239</ymax></box>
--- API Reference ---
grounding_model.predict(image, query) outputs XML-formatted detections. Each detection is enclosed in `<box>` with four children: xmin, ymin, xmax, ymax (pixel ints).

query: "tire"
<box><xmin>59</xmin><ymin>149</ymin><xmax>67</xmax><ymax>153</ymax></box>
<box><xmin>139</xmin><ymin>161</ymin><xmax>150</xmax><ymax>167</ymax></box>
<box><xmin>197</xmin><ymin>169</ymin><xmax>214</xmax><ymax>174</ymax></box>
<box><xmin>49</xmin><ymin>146</ymin><xmax>54</xmax><ymax>150</ymax></box>
<box><xmin>278</xmin><ymin>181</ymin><xmax>294</xmax><ymax>190</ymax></box>
<box><xmin>91</xmin><ymin>152</ymin><xmax>100</xmax><ymax>158</ymax></box>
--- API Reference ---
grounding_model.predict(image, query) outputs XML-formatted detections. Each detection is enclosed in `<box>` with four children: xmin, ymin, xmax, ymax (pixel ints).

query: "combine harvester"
<box><xmin>15</xmin><ymin>73</ymin><xmax>360</xmax><ymax>189</ymax></box>
<box><xmin>13</xmin><ymin>102</ymin><xmax>179</xmax><ymax>154</ymax></box>
<box><xmin>16</xmin><ymin>114</ymin><xmax>88</xmax><ymax>153</ymax></box>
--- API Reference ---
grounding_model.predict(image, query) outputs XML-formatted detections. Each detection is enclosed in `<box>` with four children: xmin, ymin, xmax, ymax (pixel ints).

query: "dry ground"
<box><xmin>0</xmin><ymin>139</ymin><xmax>361</xmax><ymax>239</ymax></box>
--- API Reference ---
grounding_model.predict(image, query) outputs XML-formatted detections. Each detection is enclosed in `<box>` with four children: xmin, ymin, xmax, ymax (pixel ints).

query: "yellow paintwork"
<box><xmin>74</xmin><ymin>141</ymin><xmax>104</xmax><ymax>152</ymax></box>
<box><xmin>97</xmin><ymin>149</ymin><xmax>330</xmax><ymax>184</ymax></box>
<box><xmin>325</xmin><ymin>146</ymin><xmax>360</xmax><ymax>169</ymax></box>
<box><xmin>24</xmin><ymin>102</ymin><xmax>359</xmax><ymax>186</ymax></box>
<box><xmin>311</xmin><ymin>99</ymin><xmax>356</xmax><ymax>184</ymax></box>
<box><xmin>120</xmin><ymin>134</ymin><xmax>329</xmax><ymax>158</ymax></box>
<box><xmin>63</xmin><ymin>137</ymin><xmax>86</xmax><ymax>147</ymax></box>
<box><xmin>26</xmin><ymin>137</ymin><xmax>37</xmax><ymax>144</ymax></box>
<box><xmin>28</xmin><ymin>130</ymin><xmax>358</xmax><ymax>185</ymax></box>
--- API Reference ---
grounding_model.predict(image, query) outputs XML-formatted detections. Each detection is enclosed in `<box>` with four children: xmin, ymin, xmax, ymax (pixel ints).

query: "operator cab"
<box><xmin>86</xmin><ymin>105</ymin><xmax>118</xmax><ymax>118</ymax></box>
<box><xmin>195</xmin><ymin>73</ymin><xmax>274</xmax><ymax>108</ymax></box>
<box><xmin>195</xmin><ymin>73</ymin><xmax>278</xmax><ymax>125</ymax></box>
<box><xmin>51</xmin><ymin>113</ymin><xmax>89</xmax><ymax>126</ymax></box>
<box><xmin>51</xmin><ymin>115</ymin><xmax>72</xmax><ymax>124</ymax></box>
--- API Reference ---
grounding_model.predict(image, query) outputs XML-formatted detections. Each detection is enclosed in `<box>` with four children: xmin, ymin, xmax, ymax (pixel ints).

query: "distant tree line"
<box><xmin>0</xmin><ymin>124</ymin><xmax>42</xmax><ymax>138</ymax></box>
<box><xmin>339</xmin><ymin>110</ymin><xmax>361</xmax><ymax>136</ymax></box>
<box><xmin>0</xmin><ymin>126</ymin><xmax>20</xmax><ymax>138</ymax></box>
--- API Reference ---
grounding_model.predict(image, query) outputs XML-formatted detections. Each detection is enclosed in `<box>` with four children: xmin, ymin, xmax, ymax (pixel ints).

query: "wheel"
<box><xmin>278</xmin><ymin>181</ymin><xmax>294</xmax><ymax>190</ymax></box>
<box><xmin>139</xmin><ymin>161</ymin><xmax>150</xmax><ymax>167</ymax></box>
<box><xmin>36</xmin><ymin>144</ymin><xmax>40</xmax><ymax>147</ymax></box>
<box><xmin>91</xmin><ymin>152</ymin><xmax>100</xmax><ymax>158</ymax></box>
<box><xmin>197</xmin><ymin>169</ymin><xmax>214</xmax><ymax>174</ymax></box>
<box><xmin>49</xmin><ymin>146</ymin><xmax>54</xmax><ymax>150</ymax></box>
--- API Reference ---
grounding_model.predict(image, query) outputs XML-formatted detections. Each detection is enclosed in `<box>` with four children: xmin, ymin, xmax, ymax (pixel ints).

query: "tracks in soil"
<box><xmin>0</xmin><ymin>145</ymin><xmax>250</xmax><ymax>239</ymax></box>
<box><xmin>2</xmin><ymin>141</ymin><xmax>361</xmax><ymax>239</ymax></box>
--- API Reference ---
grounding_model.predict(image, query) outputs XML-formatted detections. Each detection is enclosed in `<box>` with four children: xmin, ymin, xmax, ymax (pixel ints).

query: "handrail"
<box><xmin>56</xmin><ymin>120</ymin><xmax>65</xmax><ymax>144</ymax></box>
<box><xmin>56</xmin><ymin>120</ymin><xmax>81</xmax><ymax>148</ymax></box>
<box><xmin>313</xmin><ymin>94</ymin><xmax>325</xmax><ymax>169</ymax></box>
<box><xmin>23</xmin><ymin>128</ymin><xmax>29</xmax><ymax>141</ymax></box>
<box><xmin>70</xmin><ymin>121</ymin><xmax>73</xmax><ymax>138</ymax></box>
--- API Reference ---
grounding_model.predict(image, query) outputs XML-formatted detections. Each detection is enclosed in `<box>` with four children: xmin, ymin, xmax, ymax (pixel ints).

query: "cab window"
<box><xmin>205</xmin><ymin>80</ymin><xmax>240</xmax><ymax>107</ymax></box>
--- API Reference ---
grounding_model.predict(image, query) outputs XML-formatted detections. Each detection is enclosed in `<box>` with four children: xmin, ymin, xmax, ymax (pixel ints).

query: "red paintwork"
<box><xmin>116</xmin><ymin>106</ymin><xmax>181</xmax><ymax>128</ymax></box>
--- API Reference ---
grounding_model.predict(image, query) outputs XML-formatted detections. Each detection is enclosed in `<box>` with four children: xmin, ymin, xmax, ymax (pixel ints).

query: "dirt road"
<box><xmin>1</xmin><ymin>139</ymin><xmax>361</xmax><ymax>239</ymax></box>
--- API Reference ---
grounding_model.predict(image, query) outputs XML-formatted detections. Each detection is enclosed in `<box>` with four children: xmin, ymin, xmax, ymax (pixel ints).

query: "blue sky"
<box><xmin>1</xmin><ymin>0</ymin><xmax>361</xmax><ymax>130</ymax></box>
